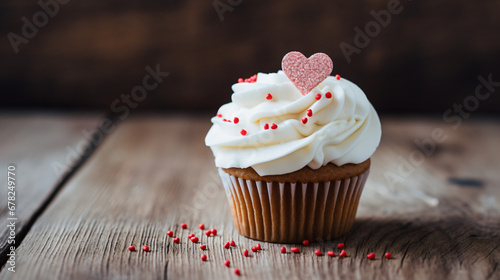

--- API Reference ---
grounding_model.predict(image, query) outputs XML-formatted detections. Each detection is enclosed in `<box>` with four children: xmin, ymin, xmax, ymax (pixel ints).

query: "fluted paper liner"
<box><xmin>218</xmin><ymin>168</ymin><xmax>369</xmax><ymax>243</ymax></box>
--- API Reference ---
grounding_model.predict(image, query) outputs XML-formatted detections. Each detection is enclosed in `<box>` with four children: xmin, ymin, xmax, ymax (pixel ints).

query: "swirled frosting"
<box><xmin>205</xmin><ymin>71</ymin><xmax>381</xmax><ymax>176</ymax></box>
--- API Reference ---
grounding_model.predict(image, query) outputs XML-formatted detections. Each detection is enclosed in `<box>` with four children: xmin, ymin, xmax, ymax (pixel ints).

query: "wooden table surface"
<box><xmin>1</xmin><ymin>112</ymin><xmax>499</xmax><ymax>280</ymax></box>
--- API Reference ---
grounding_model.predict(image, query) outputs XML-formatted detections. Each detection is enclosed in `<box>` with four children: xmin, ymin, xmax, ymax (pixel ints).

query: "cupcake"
<box><xmin>205</xmin><ymin>52</ymin><xmax>381</xmax><ymax>243</ymax></box>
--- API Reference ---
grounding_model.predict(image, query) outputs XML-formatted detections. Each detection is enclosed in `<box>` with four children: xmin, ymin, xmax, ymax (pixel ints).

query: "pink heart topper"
<box><xmin>282</xmin><ymin>51</ymin><xmax>333</xmax><ymax>95</ymax></box>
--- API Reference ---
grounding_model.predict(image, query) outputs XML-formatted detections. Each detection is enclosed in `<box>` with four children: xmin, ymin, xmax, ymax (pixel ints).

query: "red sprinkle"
<box><xmin>385</xmin><ymin>252</ymin><xmax>392</xmax><ymax>259</ymax></box>
<box><xmin>181</xmin><ymin>223</ymin><xmax>187</xmax><ymax>229</ymax></box>
<box><xmin>291</xmin><ymin>247</ymin><xmax>300</xmax><ymax>253</ymax></box>
<box><xmin>315</xmin><ymin>250</ymin><xmax>322</xmax><ymax>256</ymax></box>
<box><xmin>128</xmin><ymin>246</ymin><xmax>135</xmax><ymax>251</ymax></box>
<box><xmin>233</xmin><ymin>117</ymin><xmax>239</xmax><ymax>124</ymax></box>
<box><xmin>142</xmin><ymin>246</ymin><xmax>149</xmax><ymax>252</ymax></box>
<box><xmin>367</xmin><ymin>253</ymin><xmax>375</xmax><ymax>260</ymax></box>
<box><xmin>263</xmin><ymin>123</ymin><xmax>269</xmax><ymax>130</ymax></box>
<box><xmin>266</xmin><ymin>93</ymin><xmax>273</xmax><ymax>100</ymax></box>
<box><xmin>315</xmin><ymin>93</ymin><xmax>321</xmax><ymax>100</ymax></box>
<box><xmin>243</xmin><ymin>249</ymin><xmax>249</xmax><ymax>257</ymax></box>
<box><xmin>339</xmin><ymin>250</ymin><xmax>347</xmax><ymax>257</ymax></box>
<box><xmin>338</xmin><ymin>243</ymin><xmax>345</xmax><ymax>249</ymax></box>
<box><xmin>216</xmin><ymin>114</ymin><xmax>222</xmax><ymax>118</ymax></box>
<box><xmin>230</xmin><ymin>240</ymin><xmax>236</xmax><ymax>247</ymax></box>
<box><xmin>225</xmin><ymin>260</ymin><xmax>230</xmax><ymax>267</ymax></box>
<box><xmin>201</xmin><ymin>254</ymin><xmax>207</xmax><ymax>261</ymax></box>
<box><xmin>281</xmin><ymin>247</ymin><xmax>286</xmax><ymax>254</ymax></box>
<box><xmin>234</xmin><ymin>268</ymin><xmax>241</xmax><ymax>276</ymax></box>
<box><xmin>188</xmin><ymin>233</ymin><xmax>195</xmax><ymax>239</ymax></box>
<box><xmin>224</xmin><ymin>242</ymin><xmax>230</xmax><ymax>249</ymax></box>
<box><xmin>199</xmin><ymin>223</ymin><xmax>205</xmax><ymax>230</ymax></box>
<box><xmin>240</xmin><ymin>129</ymin><xmax>247</xmax><ymax>136</ymax></box>
<box><xmin>306</xmin><ymin>109</ymin><xmax>313</xmax><ymax>117</ymax></box>
<box><xmin>325</xmin><ymin>92</ymin><xmax>332</xmax><ymax>98</ymax></box>
<box><xmin>190</xmin><ymin>236</ymin><xmax>199</xmax><ymax>243</ymax></box>
<box><xmin>256</xmin><ymin>244</ymin><xmax>261</xmax><ymax>250</ymax></box>
<box><xmin>302</xmin><ymin>117</ymin><xmax>308</xmax><ymax>124</ymax></box>
<box><xmin>173</xmin><ymin>237</ymin><xmax>180</xmax><ymax>243</ymax></box>
<box><xmin>335</xmin><ymin>74</ymin><xmax>341</xmax><ymax>80</ymax></box>
<box><xmin>238</xmin><ymin>78</ymin><xmax>243</xmax><ymax>83</ymax></box>
<box><xmin>271</xmin><ymin>123</ymin><xmax>278</xmax><ymax>130</ymax></box>
<box><xmin>327</xmin><ymin>251</ymin><xmax>335</xmax><ymax>257</ymax></box>
<box><xmin>167</xmin><ymin>231</ymin><xmax>173</xmax><ymax>237</ymax></box>
<box><xmin>251</xmin><ymin>246</ymin><xmax>258</xmax><ymax>252</ymax></box>
<box><xmin>303</xmin><ymin>240</ymin><xmax>309</xmax><ymax>246</ymax></box>
<box><xmin>200</xmin><ymin>244</ymin><xmax>207</xmax><ymax>250</ymax></box>
<box><xmin>211</xmin><ymin>229</ymin><xmax>217</xmax><ymax>236</ymax></box>
<box><xmin>205</xmin><ymin>230</ymin><xmax>212</xmax><ymax>236</ymax></box>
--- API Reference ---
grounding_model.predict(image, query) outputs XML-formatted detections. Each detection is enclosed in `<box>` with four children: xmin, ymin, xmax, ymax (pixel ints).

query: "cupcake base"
<box><xmin>218</xmin><ymin>165</ymin><xmax>369</xmax><ymax>243</ymax></box>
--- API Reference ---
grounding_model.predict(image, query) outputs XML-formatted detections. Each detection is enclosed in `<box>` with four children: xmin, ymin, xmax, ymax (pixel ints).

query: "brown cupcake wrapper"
<box><xmin>218</xmin><ymin>168</ymin><xmax>369</xmax><ymax>243</ymax></box>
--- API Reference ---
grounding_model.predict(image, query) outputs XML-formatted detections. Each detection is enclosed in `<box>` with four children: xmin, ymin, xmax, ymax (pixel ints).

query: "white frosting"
<box><xmin>205</xmin><ymin>71</ymin><xmax>381</xmax><ymax>176</ymax></box>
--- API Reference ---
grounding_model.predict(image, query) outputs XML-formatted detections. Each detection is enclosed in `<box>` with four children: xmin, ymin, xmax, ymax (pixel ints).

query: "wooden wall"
<box><xmin>1</xmin><ymin>0</ymin><xmax>499</xmax><ymax>113</ymax></box>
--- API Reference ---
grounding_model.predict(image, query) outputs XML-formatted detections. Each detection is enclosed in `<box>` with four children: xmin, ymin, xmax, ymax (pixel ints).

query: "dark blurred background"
<box><xmin>1</xmin><ymin>0</ymin><xmax>499</xmax><ymax>114</ymax></box>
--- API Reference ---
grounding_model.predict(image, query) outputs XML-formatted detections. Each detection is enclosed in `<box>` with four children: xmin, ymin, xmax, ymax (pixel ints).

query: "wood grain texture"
<box><xmin>0</xmin><ymin>112</ymin><xmax>103</xmax><ymax>265</ymax></box>
<box><xmin>1</xmin><ymin>115</ymin><xmax>499</xmax><ymax>279</ymax></box>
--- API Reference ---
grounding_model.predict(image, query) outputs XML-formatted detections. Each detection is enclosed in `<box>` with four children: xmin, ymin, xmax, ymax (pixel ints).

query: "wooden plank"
<box><xmin>0</xmin><ymin>112</ymin><xmax>103</xmax><ymax>266</ymax></box>
<box><xmin>2</xmin><ymin>115</ymin><xmax>499</xmax><ymax>279</ymax></box>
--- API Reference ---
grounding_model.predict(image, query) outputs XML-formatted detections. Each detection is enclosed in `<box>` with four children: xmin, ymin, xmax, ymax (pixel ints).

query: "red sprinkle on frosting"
<box><xmin>315</xmin><ymin>250</ymin><xmax>322</xmax><ymax>256</ymax></box>
<box><xmin>243</xmin><ymin>249</ymin><xmax>249</xmax><ymax>257</ymax></box>
<box><xmin>281</xmin><ymin>247</ymin><xmax>286</xmax><ymax>254</ymax></box>
<box><xmin>225</xmin><ymin>260</ymin><xmax>230</xmax><ymax>267</ymax></box>
<box><xmin>251</xmin><ymin>246</ymin><xmax>258</xmax><ymax>252</ymax></box>
<box><xmin>188</xmin><ymin>233</ymin><xmax>194</xmax><ymax>239</ymax></box>
<box><xmin>205</xmin><ymin>230</ymin><xmax>212</xmax><ymax>236</ymax></box>
<box><xmin>339</xmin><ymin>250</ymin><xmax>347</xmax><ymax>257</ymax></box>
<box><xmin>167</xmin><ymin>231</ymin><xmax>173</xmax><ymax>237</ymax></box>
<box><xmin>211</xmin><ymin>229</ymin><xmax>217</xmax><ymax>236</ymax></box>
<box><xmin>327</xmin><ymin>251</ymin><xmax>335</xmax><ymax>257</ymax></box>
<box><xmin>128</xmin><ymin>246</ymin><xmax>135</xmax><ymax>251</ymax></box>
<box><xmin>200</xmin><ymin>244</ymin><xmax>207</xmax><ymax>250</ymax></box>
<box><xmin>234</xmin><ymin>268</ymin><xmax>241</xmax><ymax>276</ymax></box>
<box><xmin>142</xmin><ymin>246</ymin><xmax>149</xmax><ymax>252</ymax></box>
<box><xmin>306</xmin><ymin>109</ymin><xmax>313</xmax><ymax>117</ymax></box>
<box><xmin>230</xmin><ymin>240</ymin><xmax>236</xmax><ymax>247</ymax></box>
<box><xmin>302</xmin><ymin>117</ymin><xmax>308</xmax><ymax>124</ymax></box>
<box><xmin>199</xmin><ymin>223</ymin><xmax>205</xmax><ymax>230</ymax></box>
<box><xmin>385</xmin><ymin>252</ymin><xmax>392</xmax><ymax>259</ymax></box>
<box><xmin>256</xmin><ymin>244</ymin><xmax>261</xmax><ymax>250</ymax></box>
<box><xmin>338</xmin><ymin>243</ymin><xmax>345</xmax><ymax>249</ymax></box>
<box><xmin>367</xmin><ymin>253</ymin><xmax>375</xmax><ymax>260</ymax></box>
<box><xmin>238</xmin><ymin>78</ymin><xmax>244</xmax><ymax>83</ymax></box>
<box><xmin>224</xmin><ymin>242</ymin><xmax>230</xmax><ymax>249</ymax></box>
<box><xmin>240</xmin><ymin>129</ymin><xmax>247</xmax><ymax>136</ymax></box>
<box><xmin>181</xmin><ymin>223</ymin><xmax>187</xmax><ymax>229</ymax></box>
<box><xmin>216</xmin><ymin>114</ymin><xmax>222</xmax><ymax>118</ymax></box>
<box><xmin>325</xmin><ymin>92</ymin><xmax>332</xmax><ymax>98</ymax></box>
<box><xmin>190</xmin><ymin>236</ymin><xmax>199</xmax><ymax>243</ymax></box>
<box><xmin>291</xmin><ymin>247</ymin><xmax>300</xmax><ymax>253</ymax></box>
<box><xmin>201</xmin><ymin>254</ymin><xmax>207</xmax><ymax>261</ymax></box>
<box><xmin>263</xmin><ymin>123</ymin><xmax>269</xmax><ymax>130</ymax></box>
<box><xmin>303</xmin><ymin>240</ymin><xmax>309</xmax><ymax>246</ymax></box>
<box><xmin>315</xmin><ymin>93</ymin><xmax>321</xmax><ymax>100</ymax></box>
<box><xmin>233</xmin><ymin>117</ymin><xmax>239</xmax><ymax>124</ymax></box>
<box><xmin>335</xmin><ymin>74</ymin><xmax>341</xmax><ymax>80</ymax></box>
<box><xmin>173</xmin><ymin>237</ymin><xmax>180</xmax><ymax>243</ymax></box>
<box><xmin>271</xmin><ymin>123</ymin><xmax>278</xmax><ymax>130</ymax></box>
<box><xmin>266</xmin><ymin>93</ymin><xmax>273</xmax><ymax>100</ymax></box>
